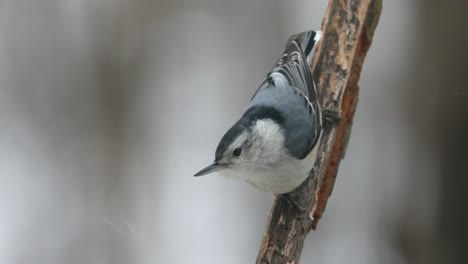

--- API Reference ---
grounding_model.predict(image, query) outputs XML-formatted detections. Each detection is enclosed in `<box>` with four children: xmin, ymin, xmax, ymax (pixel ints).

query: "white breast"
<box><xmin>243</xmin><ymin>137</ymin><xmax>320</xmax><ymax>194</ymax></box>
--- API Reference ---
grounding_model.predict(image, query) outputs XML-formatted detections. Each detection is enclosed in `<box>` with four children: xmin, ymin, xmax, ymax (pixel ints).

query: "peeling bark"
<box><xmin>256</xmin><ymin>1</ymin><xmax>382</xmax><ymax>263</ymax></box>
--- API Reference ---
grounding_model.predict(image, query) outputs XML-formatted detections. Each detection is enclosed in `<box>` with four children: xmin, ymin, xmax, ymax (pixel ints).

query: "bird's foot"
<box><xmin>321</xmin><ymin>107</ymin><xmax>342</xmax><ymax>126</ymax></box>
<box><xmin>278</xmin><ymin>193</ymin><xmax>307</xmax><ymax>213</ymax></box>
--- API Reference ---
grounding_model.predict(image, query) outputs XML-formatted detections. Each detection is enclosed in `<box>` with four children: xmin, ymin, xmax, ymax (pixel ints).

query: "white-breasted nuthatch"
<box><xmin>195</xmin><ymin>30</ymin><xmax>323</xmax><ymax>194</ymax></box>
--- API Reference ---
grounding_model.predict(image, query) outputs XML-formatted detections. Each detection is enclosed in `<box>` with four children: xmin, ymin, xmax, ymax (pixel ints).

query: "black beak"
<box><xmin>194</xmin><ymin>162</ymin><xmax>223</xmax><ymax>177</ymax></box>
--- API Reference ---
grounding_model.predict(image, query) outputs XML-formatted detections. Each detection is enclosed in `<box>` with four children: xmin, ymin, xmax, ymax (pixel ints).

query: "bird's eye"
<box><xmin>233</xmin><ymin>148</ymin><xmax>242</xmax><ymax>157</ymax></box>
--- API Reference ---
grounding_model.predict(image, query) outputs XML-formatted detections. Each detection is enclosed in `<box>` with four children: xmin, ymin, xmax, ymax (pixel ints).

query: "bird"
<box><xmin>194</xmin><ymin>30</ymin><xmax>324</xmax><ymax>195</ymax></box>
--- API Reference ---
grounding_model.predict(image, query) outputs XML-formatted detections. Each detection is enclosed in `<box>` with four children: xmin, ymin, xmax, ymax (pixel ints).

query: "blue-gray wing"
<box><xmin>248</xmin><ymin>82</ymin><xmax>321</xmax><ymax>159</ymax></box>
<box><xmin>248</xmin><ymin>30</ymin><xmax>322</xmax><ymax>159</ymax></box>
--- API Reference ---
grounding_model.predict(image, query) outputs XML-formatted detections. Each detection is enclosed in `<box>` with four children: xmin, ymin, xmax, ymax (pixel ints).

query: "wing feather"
<box><xmin>248</xmin><ymin>30</ymin><xmax>322</xmax><ymax>159</ymax></box>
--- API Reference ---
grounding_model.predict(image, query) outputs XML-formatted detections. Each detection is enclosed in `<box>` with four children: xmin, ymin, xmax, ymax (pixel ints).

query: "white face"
<box><xmin>217</xmin><ymin>119</ymin><xmax>287</xmax><ymax>179</ymax></box>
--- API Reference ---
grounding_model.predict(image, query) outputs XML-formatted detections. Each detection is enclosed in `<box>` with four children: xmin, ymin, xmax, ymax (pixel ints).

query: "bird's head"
<box><xmin>194</xmin><ymin>108</ymin><xmax>287</xmax><ymax>178</ymax></box>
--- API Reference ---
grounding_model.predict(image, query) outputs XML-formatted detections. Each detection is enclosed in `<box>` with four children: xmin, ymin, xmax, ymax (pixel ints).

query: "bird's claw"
<box><xmin>321</xmin><ymin>107</ymin><xmax>342</xmax><ymax>126</ymax></box>
<box><xmin>279</xmin><ymin>193</ymin><xmax>307</xmax><ymax>213</ymax></box>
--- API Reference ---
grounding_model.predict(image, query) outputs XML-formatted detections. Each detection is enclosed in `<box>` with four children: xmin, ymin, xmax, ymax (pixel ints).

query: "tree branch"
<box><xmin>256</xmin><ymin>0</ymin><xmax>382</xmax><ymax>263</ymax></box>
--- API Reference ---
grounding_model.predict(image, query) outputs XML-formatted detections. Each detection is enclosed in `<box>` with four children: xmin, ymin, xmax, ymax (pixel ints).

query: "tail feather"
<box><xmin>262</xmin><ymin>30</ymin><xmax>322</xmax><ymax>99</ymax></box>
<box><xmin>294</xmin><ymin>30</ymin><xmax>322</xmax><ymax>63</ymax></box>
<box><xmin>269</xmin><ymin>30</ymin><xmax>321</xmax><ymax>97</ymax></box>
<box><xmin>280</xmin><ymin>30</ymin><xmax>322</xmax><ymax>67</ymax></box>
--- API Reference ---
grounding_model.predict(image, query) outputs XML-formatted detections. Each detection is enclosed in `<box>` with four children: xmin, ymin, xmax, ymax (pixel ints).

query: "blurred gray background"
<box><xmin>1</xmin><ymin>0</ymin><xmax>467</xmax><ymax>263</ymax></box>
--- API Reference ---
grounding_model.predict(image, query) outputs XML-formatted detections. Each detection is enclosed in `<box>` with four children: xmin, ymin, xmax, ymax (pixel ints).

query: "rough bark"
<box><xmin>256</xmin><ymin>0</ymin><xmax>382</xmax><ymax>263</ymax></box>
